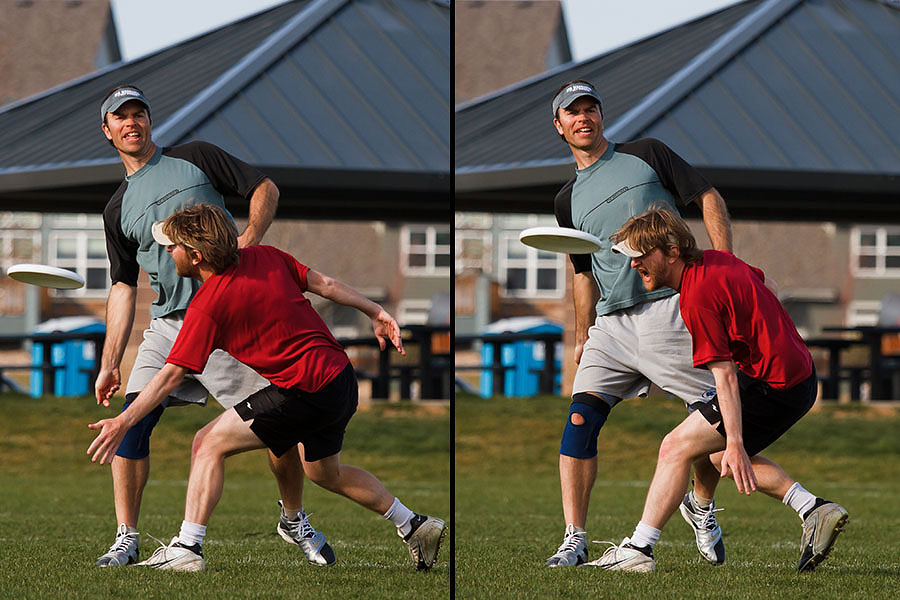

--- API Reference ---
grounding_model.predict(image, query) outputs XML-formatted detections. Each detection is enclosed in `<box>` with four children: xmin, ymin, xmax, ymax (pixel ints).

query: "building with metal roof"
<box><xmin>0</xmin><ymin>0</ymin><xmax>450</xmax><ymax>221</ymax></box>
<box><xmin>456</xmin><ymin>0</ymin><xmax>900</xmax><ymax>223</ymax></box>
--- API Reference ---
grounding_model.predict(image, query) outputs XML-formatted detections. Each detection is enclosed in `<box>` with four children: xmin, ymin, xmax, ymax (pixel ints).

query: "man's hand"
<box><xmin>94</xmin><ymin>368</ymin><xmax>121</xmax><ymax>407</ymax></box>
<box><xmin>86</xmin><ymin>416</ymin><xmax>128</xmax><ymax>465</ymax></box>
<box><xmin>720</xmin><ymin>441</ymin><xmax>757</xmax><ymax>495</ymax></box>
<box><xmin>372</xmin><ymin>309</ymin><xmax>405</xmax><ymax>355</ymax></box>
<box><xmin>574</xmin><ymin>342</ymin><xmax>585</xmax><ymax>365</ymax></box>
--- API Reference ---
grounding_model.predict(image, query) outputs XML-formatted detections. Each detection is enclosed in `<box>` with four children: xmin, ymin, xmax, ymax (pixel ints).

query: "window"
<box><xmin>402</xmin><ymin>225</ymin><xmax>451</xmax><ymax>276</ymax></box>
<box><xmin>48</xmin><ymin>231</ymin><xmax>110</xmax><ymax>297</ymax></box>
<box><xmin>852</xmin><ymin>227</ymin><xmax>900</xmax><ymax>277</ymax></box>
<box><xmin>498</xmin><ymin>232</ymin><xmax>566</xmax><ymax>298</ymax></box>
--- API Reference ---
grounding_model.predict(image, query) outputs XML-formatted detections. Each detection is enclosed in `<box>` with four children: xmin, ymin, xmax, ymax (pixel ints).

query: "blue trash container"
<box><xmin>479</xmin><ymin>317</ymin><xmax>563</xmax><ymax>397</ymax></box>
<box><xmin>30</xmin><ymin>317</ymin><xmax>105</xmax><ymax>397</ymax></box>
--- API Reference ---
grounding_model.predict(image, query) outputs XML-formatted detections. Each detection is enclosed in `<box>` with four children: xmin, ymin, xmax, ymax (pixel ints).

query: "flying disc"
<box><xmin>7</xmin><ymin>264</ymin><xmax>85</xmax><ymax>289</ymax></box>
<box><xmin>519</xmin><ymin>226</ymin><xmax>603</xmax><ymax>254</ymax></box>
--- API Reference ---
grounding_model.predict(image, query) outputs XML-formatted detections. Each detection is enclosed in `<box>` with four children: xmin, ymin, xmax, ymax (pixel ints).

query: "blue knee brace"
<box><xmin>116</xmin><ymin>393</ymin><xmax>166</xmax><ymax>459</ymax></box>
<box><xmin>559</xmin><ymin>392</ymin><xmax>614</xmax><ymax>459</ymax></box>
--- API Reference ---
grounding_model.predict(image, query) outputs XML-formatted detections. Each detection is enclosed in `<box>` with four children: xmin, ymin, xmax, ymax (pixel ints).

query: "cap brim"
<box><xmin>152</xmin><ymin>221</ymin><xmax>173</xmax><ymax>246</ymax></box>
<box><xmin>610</xmin><ymin>240</ymin><xmax>644</xmax><ymax>258</ymax></box>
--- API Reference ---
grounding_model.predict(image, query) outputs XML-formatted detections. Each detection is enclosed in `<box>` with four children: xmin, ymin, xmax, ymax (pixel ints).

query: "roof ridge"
<box><xmin>155</xmin><ymin>0</ymin><xmax>351</xmax><ymax>146</ymax></box>
<box><xmin>606</xmin><ymin>0</ymin><xmax>803</xmax><ymax>141</ymax></box>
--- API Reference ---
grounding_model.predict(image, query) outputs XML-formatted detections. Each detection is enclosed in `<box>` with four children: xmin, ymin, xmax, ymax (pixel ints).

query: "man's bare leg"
<box><xmin>111</xmin><ymin>456</ymin><xmax>149</xmax><ymax>527</ymax></box>
<box><xmin>559</xmin><ymin>454</ymin><xmax>597</xmax><ymax>528</ymax></box>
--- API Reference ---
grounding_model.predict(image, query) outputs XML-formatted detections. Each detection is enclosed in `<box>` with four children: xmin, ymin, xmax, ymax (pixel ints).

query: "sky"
<box><xmin>112</xmin><ymin>0</ymin><xmax>742</xmax><ymax>63</ymax></box>
<box><xmin>111</xmin><ymin>0</ymin><xmax>290</xmax><ymax>61</ymax></box>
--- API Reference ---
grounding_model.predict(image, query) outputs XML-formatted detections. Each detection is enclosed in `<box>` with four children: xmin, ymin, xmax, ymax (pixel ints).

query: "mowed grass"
<box><xmin>0</xmin><ymin>394</ymin><xmax>450</xmax><ymax>600</ymax></box>
<box><xmin>456</xmin><ymin>393</ymin><xmax>900</xmax><ymax>600</ymax></box>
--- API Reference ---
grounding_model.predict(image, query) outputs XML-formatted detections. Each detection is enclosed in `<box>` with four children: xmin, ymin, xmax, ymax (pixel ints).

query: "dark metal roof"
<box><xmin>0</xmin><ymin>0</ymin><xmax>450</xmax><ymax>220</ymax></box>
<box><xmin>456</xmin><ymin>0</ymin><xmax>900</xmax><ymax>223</ymax></box>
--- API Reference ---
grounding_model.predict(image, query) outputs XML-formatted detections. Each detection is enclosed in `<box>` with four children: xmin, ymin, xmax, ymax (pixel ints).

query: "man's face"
<box><xmin>629</xmin><ymin>247</ymin><xmax>672</xmax><ymax>291</ymax></box>
<box><xmin>166</xmin><ymin>243</ymin><xmax>197</xmax><ymax>279</ymax></box>
<box><xmin>554</xmin><ymin>96</ymin><xmax>604</xmax><ymax>152</ymax></box>
<box><xmin>102</xmin><ymin>100</ymin><xmax>152</xmax><ymax>156</ymax></box>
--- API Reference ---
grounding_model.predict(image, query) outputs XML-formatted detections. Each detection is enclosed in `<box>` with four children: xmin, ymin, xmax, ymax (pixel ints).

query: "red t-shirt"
<box><xmin>679</xmin><ymin>250</ymin><xmax>812</xmax><ymax>389</ymax></box>
<box><xmin>167</xmin><ymin>245</ymin><xmax>349</xmax><ymax>393</ymax></box>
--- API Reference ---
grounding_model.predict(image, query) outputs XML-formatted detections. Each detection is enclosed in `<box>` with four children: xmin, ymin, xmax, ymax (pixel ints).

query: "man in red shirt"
<box><xmin>582</xmin><ymin>208</ymin><xmax>847</xmax><ymax>572</ymax></box>
<box><xmin>87</xmin><ymin>203</ymin><xmax>446</xmax><ymax>572</ymax></box>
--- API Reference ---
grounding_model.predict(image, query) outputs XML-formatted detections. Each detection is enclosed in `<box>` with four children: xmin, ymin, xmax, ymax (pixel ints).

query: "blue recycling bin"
<box><xmin>30</xmin><ymin>317</ymin><xmax>105</xmax><ymax>397</ymax></box>
<box><xmin>479</xmin><ymin>317</ymin><xmax>563</xmax><ymax>397</ymax></box>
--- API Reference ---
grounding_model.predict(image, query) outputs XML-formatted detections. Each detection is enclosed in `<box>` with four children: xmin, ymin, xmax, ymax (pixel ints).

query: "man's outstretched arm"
<box><xmin>306</xmin><ymin>269</ymin><xmax>405</xmax><ymax>355</ymax></box>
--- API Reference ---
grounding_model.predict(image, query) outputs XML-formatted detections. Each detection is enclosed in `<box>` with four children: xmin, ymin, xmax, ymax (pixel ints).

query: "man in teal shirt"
<box><xmin>546</xmin><ymin>80</ymin><xmax>734</xmax><ymax>568</ymax></box>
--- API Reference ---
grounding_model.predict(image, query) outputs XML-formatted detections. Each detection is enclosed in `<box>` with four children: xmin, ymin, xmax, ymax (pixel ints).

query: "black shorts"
<box><xmin>233</xmin><ymin>363</ymin><xmax>357</xmax><ymax>462</ymax></box>
<box><xmin>690</xmin><ymin>368</ymin><xmax>817</xmax><ymax>457</ymax></box>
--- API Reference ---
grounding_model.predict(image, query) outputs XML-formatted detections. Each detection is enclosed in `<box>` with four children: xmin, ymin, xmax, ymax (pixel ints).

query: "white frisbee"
<box><xmin>7</xmin><ymin>264</ymin><xmax>85</xmax><ymax>289</ymax></box>
<box><xmin>519</xmin><ymin>226</ymin><xmax>603</xmax><ymax>254</ymax></box>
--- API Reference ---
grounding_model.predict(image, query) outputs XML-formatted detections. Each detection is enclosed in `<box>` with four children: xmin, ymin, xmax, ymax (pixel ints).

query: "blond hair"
<box><xmin>611</xmin><ymin>207</ymin><xmax>704</xmax><ymax>264</ymax></box>
<box><xmin>162</xmin><ymin>203</ymin><xmax>240</xmax><ymax>273</ymax></box>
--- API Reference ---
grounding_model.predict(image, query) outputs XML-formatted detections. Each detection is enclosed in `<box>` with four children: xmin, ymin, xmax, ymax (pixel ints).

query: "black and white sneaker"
<box><xmin>95</xmin><ymin>523</ymin><xmax>139</xmax><ymax>567</ymax></box>
<box><xmin>135</xmin><ymin>536</ymin><xmax>205</xmax><ymax>572</ymax></box>
<box><xmin>798</xmin><ymin>499</ymin><xmax>848</xmax><ymax>572</ymax></box>
<box><xmin>679</xmin><ymin>492</ymin><xmax>725</xmax><ymax>565</ymax></box>
<box><xmin>581</xmin><ymin>537</ymin><xmax>656</xmax><ymax>572</ymax></box>
<box><xmin>401</xmin><ymin>514</ymin><xmax>447</xmax><ymax>571</ymax></box>
<box><xmin>276</xmin><ymin>501</ymin><xmax>336</xmax><ymax>566</ymax></box>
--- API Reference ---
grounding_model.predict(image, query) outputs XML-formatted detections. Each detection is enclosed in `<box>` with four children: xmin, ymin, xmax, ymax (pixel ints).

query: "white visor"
<box><xmin>152</xmin><ymin>221</ymin><xmax>174</xmax><ymax>246</ymax></box>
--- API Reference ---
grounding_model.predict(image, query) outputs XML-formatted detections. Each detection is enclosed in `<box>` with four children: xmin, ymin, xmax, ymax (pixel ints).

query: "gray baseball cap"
<box><xmin>100</xmin><ymin>87</ymin><xmax>151</xmax><ymax>121</ymax></box>
<box><xmin>552</xmin><ymin>81</ymin><xmax>602</xmax><ymax>116</ymax></box>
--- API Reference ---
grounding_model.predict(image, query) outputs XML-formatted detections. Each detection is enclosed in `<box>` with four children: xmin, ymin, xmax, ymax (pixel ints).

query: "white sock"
<box><xmin>383</xmin><ymin>497</ymin><xmax>416</xmax><ymax>535</ymax></box>
<box><xmin>782</xmin><ymin>482</ymin><xmax>818</xmax><ymax>518</ymax></box>
<box><xmin>123</xmin><ymin>524</ymin><xmax>138</xmax><ymax>535</ymax></box>
<box><xmin>629</xmin><ymin>521</ymin><xmax>661</xmax><ymax>549</ymax></box>
<box><xmin>690</xmin><ymin>489</ymin><xmax>713</xmax><ymax>509</ymax></box>
<box><xmin>281</xmin><ymin>503</ymin><xmax>302</xmax><ymax>520</ymax></box>
<box><xmin>178</xmin><ymin>520</ymin><xmax>207</xmax><ymax>547</ymax></box>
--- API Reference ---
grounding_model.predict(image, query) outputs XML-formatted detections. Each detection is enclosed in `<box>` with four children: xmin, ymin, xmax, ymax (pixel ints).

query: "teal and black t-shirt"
<box><xmin>554</xmin><ymin>138</ymin><xmax>712</xmax><ymax>317</ymax></box>
<box><xmin>103</xmin><ymin>141</ymin><xmax>266</xmax><ymax>319</ymax></box>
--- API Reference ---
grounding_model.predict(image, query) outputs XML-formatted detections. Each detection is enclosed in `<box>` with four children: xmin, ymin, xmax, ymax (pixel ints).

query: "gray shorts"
<box><xmin>125</xmin><ymin>311</ymin><xmax>269</xmax><ymax>409</ymax></box>
<box><xmin>572</xmin><ymin>294</ymin><xmax>716</xmax><ymax>408</ymax></box>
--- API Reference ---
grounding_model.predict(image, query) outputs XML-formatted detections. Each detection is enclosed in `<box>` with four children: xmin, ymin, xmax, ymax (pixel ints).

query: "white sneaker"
<box><xmin>798</xmin><ymin>500</ymin><xmax>848</xmax><ymax>572</ymax></box>
<box><xmin>679</xmin><ymin>493</ymin><xmax>725</xmax><ymax>565</ymax></box>
<box><xmin>582</xmin><ymin>537</ymin><xmax>656</xmax><ymax>572</ymax></box>
<box><xmin>401</xmin><ymin>514</ymin><xmax>447</xmax><ymax>571</ymax></box>
<box><xmin>95</xmin><ymin>523</ymin><xmax>139</xmax><ymax>567</ymax></box>
<box><xmin>135</xmin><ymin>536</ymin><xmax>205</xmax><ymax>572</ymax></box>
<box><xmin>545</xmin><ymin>524</ymin><xmax>588</xmax><ymax>567</ymax></box>
<box><xmin>276</xmin><ymin>501</ymin><xmax>336</xmax><ymax>566</ymax></box>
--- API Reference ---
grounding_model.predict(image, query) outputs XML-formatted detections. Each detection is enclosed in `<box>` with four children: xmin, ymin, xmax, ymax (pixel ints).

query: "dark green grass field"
<box><xmin>456</xmin><ymin>393</ymin><xmax>900</xmax><ymax>600</ymax></box>
<box><xmin>0</xmin><ymin>394</ymin><xmax>450</xmax><ymax>599</ymax></box>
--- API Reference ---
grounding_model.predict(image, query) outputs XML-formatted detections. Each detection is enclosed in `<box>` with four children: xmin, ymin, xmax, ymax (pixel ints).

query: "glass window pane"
<box><xmin>435</xmin><ymin>232</ymin><xmax>450</xmax><ymax>246</ymax></box>
<box><xmin>86</xmin><ymin>268</ymin><xmax>107</xmax><ymax>290</ymax></box>
<box><xmin>506</xmin><ymin>268</ymin><xmax>527</xmax><ymax>291</ymax></box>
<box><xmin>858</xmin><ymin>255</ymin><xmax>877</xmax><ymax>269</ymax></box>
<box><xmin>506</xmin><ymin>242</ymin><xmax>526</xmax><ymax>260</ymax></box>
<box><xmin>887</xmin><ymin>233</ymin><xmax>900</xmax><ymax>247</ymax></box>
<box><xmin>859</xmin><ymin>233</ymin><xmax>877</xmax><ymax>247</ymax></box>
<box><xmin>434</xmin><ymin>253</ymin><xmax>450</xmax><ymax>268</ymax></box>
<box><xmin>408</xmin><ymin>253</ymin><xmax>427</xmax><ymax>267</ymax></box>
<box><xmin>409</xmin><ymin>232</ymin><xmax>427</xmax><ymax>246</ymax></box>
<box><xmin>537</xmin><ymin>268</ymin><xmax>559</xmax><ymax>290</ymax></box>
<box><xmin>886</xmin><ymin>256</ymin><xmax>900</xmax><ymax>269</ymax></box>
<box><xmin>87</xmin><ymin>237</ymin><xmax>106</xmax><ymax>259</ymax></box>
<box><xmin>56</xmin><ymin>238</ymin><xmax>77</xmax><ymax>259</ymax></box>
